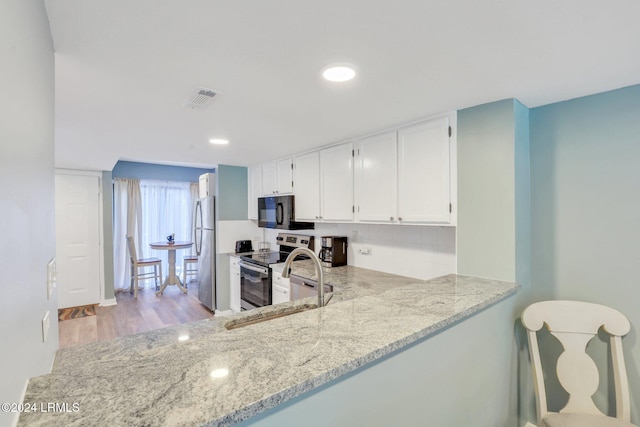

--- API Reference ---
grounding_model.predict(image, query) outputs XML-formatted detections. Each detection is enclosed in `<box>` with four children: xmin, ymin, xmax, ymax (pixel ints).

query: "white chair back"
<box><xmin>522</xmin><ymin>300</ymin><xmax>631</xmax><ymax>423</ymax></box>
<box><xmin>126</xmin><ymin>235</ymin><xmax>138</xmax><ymax>264</ymax></box>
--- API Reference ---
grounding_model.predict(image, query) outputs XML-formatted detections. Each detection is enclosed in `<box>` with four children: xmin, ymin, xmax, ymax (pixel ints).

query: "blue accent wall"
<box><xmin>530</xmin><ymin>83</ymin><xmax>640</xmax><ymax>420</ymax></box>
<box><xmin>514</xmin><ymin>99</ymin><xmax>531</xmax><ymax>289</ymax></box>
<box><xmin>112</xmin><ymin>160</ymin><xmax>214</xmax><ymax>182</ymax></box>
<box><xmin>457</xmin><ymin>99</ymin><xmax>520</xmax><ymax>282</ymax></box>
<box><xmin>217</xmin><ymin>164</ymin><xmax>248</xmax><ymax>221</ymax></box>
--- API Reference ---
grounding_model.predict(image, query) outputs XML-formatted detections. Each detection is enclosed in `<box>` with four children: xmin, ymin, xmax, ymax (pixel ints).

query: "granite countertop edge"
<box><xmin>19</xmin><ymin>268</ymin><xmax>519</xmax><ymax>427</ymax></box>
<box><xmin>215</xmin><ymin>281</ymin><xmax>518</xmax><ymax>426</ymax></box>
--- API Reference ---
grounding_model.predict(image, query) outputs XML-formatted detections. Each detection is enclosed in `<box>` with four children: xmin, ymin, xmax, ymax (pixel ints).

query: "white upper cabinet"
<box><xmin>355</xmin><ymin>132</ymin><xmax>398</xmax><ymax>222</ymax></box>
<box><xmin>397</xmin><ymin>116</ymin><xmax>451</xmax><ymax>223</ymax></box>
<box><xmin>261</xmin><ymin>158</ymin><xmax>293</xmax><ymax>195</ymax></box>
<box><xmin>247</xmin><ymin>166</ymin><xmax>261</xmax><ymax>220</ymax></box>
<box><xmin>276</xmin><ymin>158</ymin><xmax>293</xmax><ymax>194</ymax></box>
<box><xmin>261</xmin><ymin>162</ymin><xmax>276</xmax><ymax>195</ymax></box>
<box><xmin>249</xmin><ymin>112</ymin><xmax>454</xmax><ymax>226</ymax></box>
<box><xmin>320</xmin><ymin>142</ymin><xmax>354</xmax><ymax>221</ymax></box>
<box><xmin>292</xmin><ymin>151</ymin><xmax>320</xmax><ymax>221</ymax></box>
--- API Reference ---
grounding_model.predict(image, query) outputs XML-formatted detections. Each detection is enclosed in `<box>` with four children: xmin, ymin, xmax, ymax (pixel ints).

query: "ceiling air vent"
<box><xmin>184</xmin><ymin>87</ymin><xmax>218</xmax><ymax>110</ymax></box>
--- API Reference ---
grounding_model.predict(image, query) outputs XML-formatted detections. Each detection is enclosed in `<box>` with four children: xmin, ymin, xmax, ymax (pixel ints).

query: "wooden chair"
<box><xmin>182</xmin><ymin>255</ymin><xmax>198</xmax><ymax>286</ymax></box>
<box><xmin>522</xmin><ymin>300</ymin><xmax>636</xmax><ymax>427</ymax></box>
<box><xmin>126</xmin><ymin>235</ymin><xmax>163</xmax><ymax>299</ymax></box>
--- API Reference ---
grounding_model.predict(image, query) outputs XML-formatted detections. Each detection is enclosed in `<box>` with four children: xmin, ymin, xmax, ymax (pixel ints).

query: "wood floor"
<box><xmin>58</xmin><ymin>280</ymin><xmax>214</xmax><ymax>349</ymax></box>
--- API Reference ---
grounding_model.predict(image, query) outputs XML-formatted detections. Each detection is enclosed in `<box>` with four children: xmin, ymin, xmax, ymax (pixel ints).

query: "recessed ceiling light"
<box><xmin>322</xmin><ymin>64</ymin><xmax>357</xmax><ymax>82</ymax></box>
<box><xmin>209</xmin><ymin>138</ymin><xmax>229</xmax><ymax>145</ymax></box>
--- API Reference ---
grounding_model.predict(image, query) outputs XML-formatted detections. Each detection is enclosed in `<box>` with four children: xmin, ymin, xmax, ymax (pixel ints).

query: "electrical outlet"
<box><xmin>47</xmin><ymin>258</ymin><xmax>57</xmax><ymax>299</ymax></box>
<box><xmin>42</xmin><ymin>311</ymin><xmax>50</xmax><ymax>342</ymax></box>
<box><xmin>358</xmin><ymin>247</ymin><xmax>372</xmax><ymax>255</ymax></box>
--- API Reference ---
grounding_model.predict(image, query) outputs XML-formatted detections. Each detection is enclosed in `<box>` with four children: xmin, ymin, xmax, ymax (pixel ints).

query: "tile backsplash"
<box><xmin>262</xmin><ymin>223</ymin><xmax>456</xmax><ymax>281</ymax></box>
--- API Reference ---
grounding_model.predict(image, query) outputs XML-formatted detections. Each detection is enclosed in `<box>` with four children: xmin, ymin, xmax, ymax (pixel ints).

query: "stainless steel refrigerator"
<box><xmin>194</xmin><ymin>196</ymin><xmax>216</xmax><ymax>311</ymax></box>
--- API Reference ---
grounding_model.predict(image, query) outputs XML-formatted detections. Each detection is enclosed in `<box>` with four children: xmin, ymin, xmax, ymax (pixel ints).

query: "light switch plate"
<box><xmin>42</xmin><ymin>311</ymin><xmax>50</xmax><ymax>342</ymax></box>
<box><xmin>47</xmin><ymin>258</ymin><xmax>57</xmax><ymax>299</ymax></box>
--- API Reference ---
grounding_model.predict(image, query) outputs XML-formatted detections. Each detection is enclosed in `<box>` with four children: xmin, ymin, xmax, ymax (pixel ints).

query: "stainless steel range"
<box><xmin>238</xmin><ymin>233</ymin><xmax>314</xmax><ymax>311</ymax></box>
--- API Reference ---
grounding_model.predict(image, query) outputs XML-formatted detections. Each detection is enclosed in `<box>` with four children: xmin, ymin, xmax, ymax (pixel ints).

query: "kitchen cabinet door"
<box><xmin>248</xmin><ymin>166</ymin><xmax>261</xmax><ymax>220</ymax></box>
<box><xmin>261</xmin><ymin>162</ymin><xmax>277</xmax><ymax>195</ymax></box>
<box><xmin>271</xmin><ymin>270</ymin><xmax>290</xmax><ymax>305</ymax></box>
<box><xmin>229</xmin><ymin>257</ymin><xmax>241</xmax><ymax>313</ymax></box>
<box><xmin>261</xmin><ymin>159</ymin><xmax>293</xmax><ymax>195</ymax></box>
<box><xmin>355</xmin><ymin>132</ymin><xmax>397</xmax><ymax>222</ymax></box>
<box><xmin>320</xmin><ymin>142</ymin><xmax>354</xmax><ymax>221</ymax></box>
<box><xmin>397</xmin><ymin>116</ymin><xmax>451</xmax><ymax>223</ymax></box>
<box><xmin>276</xmin><ymin>158</ymin><xmax>293</xmax><ymax>194</ymax></box>
<box><xmin>293</xmin><ymin>151</ymin><xmax>320</xmax><ymax>221</ymax></box>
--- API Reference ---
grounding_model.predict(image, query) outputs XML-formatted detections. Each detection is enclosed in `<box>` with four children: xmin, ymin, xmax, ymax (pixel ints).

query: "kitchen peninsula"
<box><xmin>19</xmin><ymin>265</ymin><xmax>518</xmax><ymax>426</ymax></box>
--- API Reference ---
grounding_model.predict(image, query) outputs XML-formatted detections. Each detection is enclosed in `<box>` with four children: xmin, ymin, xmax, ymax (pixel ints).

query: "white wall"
<box><xmin>262</xmin><ymin>223</ymin><xmax>456</xmax><ymax>281</ymax></box>
<box><xmin>0</xmin><ymin>1</ymin><xmax>57</xmax><ymax>426</ymax></box>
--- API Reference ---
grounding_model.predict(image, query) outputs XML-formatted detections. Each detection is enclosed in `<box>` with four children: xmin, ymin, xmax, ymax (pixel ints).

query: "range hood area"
<box><xmin>258</xmin><ymin>195</ymin><xmax>314</xmax><ymax>230</ymax></box>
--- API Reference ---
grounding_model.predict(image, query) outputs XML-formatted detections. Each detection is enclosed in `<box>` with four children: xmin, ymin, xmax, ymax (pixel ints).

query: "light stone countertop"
<box><xmin>19</xmin><ymin>264</ymin><xmax>518</xmax><ymax>426</ymax></box>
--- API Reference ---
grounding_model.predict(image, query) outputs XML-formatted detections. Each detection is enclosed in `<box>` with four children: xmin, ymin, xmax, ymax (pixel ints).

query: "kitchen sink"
<box><xmin>224</xmin><ymin>304</ymin><xmax>318</xmax><ymax>330</ymax></box>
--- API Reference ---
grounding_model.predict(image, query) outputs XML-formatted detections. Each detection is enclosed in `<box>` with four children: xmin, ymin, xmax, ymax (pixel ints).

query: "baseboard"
<box><xmin>214</xmin><ymin>309</ymin><xmax>233</xmax><ymax>317</ymax></box>
<box><xmin>100</xmin><ymin>298</ymin><xmax>117</xmax><ymax>307</ymax></box>
<box><xmin>523</xmin><ymin>422</ymin><xmax>537</xmax><ymax>427</ymax></box>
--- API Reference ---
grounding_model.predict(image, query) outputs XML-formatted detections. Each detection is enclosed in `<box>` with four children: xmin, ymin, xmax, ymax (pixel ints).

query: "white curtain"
<box><xmin>113</xmin><ymin>178</ymin><xmax>197</xmax><ymax>292</ymax></box>
<box><xmin>113</xmin><ymin>178</ymin><xmax>142</xmax><ymax>292</ymax></box>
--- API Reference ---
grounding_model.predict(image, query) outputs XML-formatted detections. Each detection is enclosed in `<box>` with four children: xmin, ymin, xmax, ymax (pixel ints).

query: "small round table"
<box><xmin>149</xmin><ymin>241</ymin><xmax>193</xmax><ymax>296</ymax></box>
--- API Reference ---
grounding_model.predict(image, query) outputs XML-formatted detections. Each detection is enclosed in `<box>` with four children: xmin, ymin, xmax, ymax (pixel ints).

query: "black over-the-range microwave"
<box><xmin>257</xmin><ymin>195</ymin><xmax>314</xmax><ymax>230</ymax></box>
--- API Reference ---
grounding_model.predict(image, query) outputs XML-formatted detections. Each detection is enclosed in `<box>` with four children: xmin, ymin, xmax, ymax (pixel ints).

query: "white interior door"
<box><xmin>55</xmin><ymin>172</ymin><xmax>101</xmax><ymax>308</ymax></box>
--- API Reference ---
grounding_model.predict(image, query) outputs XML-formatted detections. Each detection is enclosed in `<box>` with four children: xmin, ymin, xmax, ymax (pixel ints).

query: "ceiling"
<box><xmin>45</xmin><ymin>0</ymin><xmax>640</xmax><ymax>171</ymax></box>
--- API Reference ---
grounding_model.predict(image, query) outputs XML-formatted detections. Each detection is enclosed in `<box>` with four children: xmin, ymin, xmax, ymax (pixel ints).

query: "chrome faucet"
<box><xmin>281</xmin><ymin>247</ymin><xmax>325</xmax><ymax>307</ymax></box>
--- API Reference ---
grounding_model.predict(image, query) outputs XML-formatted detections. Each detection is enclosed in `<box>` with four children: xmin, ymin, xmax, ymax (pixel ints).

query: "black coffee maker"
<box><xmin>319</xmin><ymin>236</ymin><xmax>348</xmax><ymax>268</ymax></box>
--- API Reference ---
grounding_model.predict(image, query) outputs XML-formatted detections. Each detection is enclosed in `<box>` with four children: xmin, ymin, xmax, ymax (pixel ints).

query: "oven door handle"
<box><xmin>238</xmin><ymin>261</ymin><xmax>270</xmax><ymax>275</ymax></box>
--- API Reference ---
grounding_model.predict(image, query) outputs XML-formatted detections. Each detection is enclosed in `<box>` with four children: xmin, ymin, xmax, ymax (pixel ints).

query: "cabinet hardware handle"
<box><xmin>390</xmin><ymin>216</ymin><xmax>394</xmax><ymax>221</ymax></box>
<box><xmin>398</xmin><ymin>217</ymin><xmax>403</xmax><ymax>221</ymax></box>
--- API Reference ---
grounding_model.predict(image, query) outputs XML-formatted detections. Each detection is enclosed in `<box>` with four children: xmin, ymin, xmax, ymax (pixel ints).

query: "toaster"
<box><xmin>235</xmin><ymin>240</ymin><xmax>253</xmax><ymax>253</ymax></box>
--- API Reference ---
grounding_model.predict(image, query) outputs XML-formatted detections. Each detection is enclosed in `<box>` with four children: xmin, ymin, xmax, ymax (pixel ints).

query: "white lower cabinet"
<box><xmin>271</xmin><ymin>270</ymin><xmax>290</xmax><ymax>305</ymax></box>
<box><xmin>229</xmin><ymin>256</ymin><xmax>241</xmax><ymax>313</ymax></box>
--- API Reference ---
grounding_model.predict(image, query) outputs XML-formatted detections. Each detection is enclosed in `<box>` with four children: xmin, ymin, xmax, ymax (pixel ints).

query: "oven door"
<box><xmin>239</xmin><ymin>261</ymin><xmax>272</xmax><ymax>310</ymax></box>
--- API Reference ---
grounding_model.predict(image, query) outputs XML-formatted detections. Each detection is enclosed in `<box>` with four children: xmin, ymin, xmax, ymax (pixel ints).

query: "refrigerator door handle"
<box><xmin>195</xmin><ymin>229</ymin><xmax>203</xmax><ymax>256</ymax></box>
<box><xmin>194</xmin><ymin>200</ymin><xmax>203</xmax><ymax>256</ymax></box>
<box><xmin>195</xmin><ymin>200</ymin><xmax>203</xmax><ymax>229</ymax></box>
